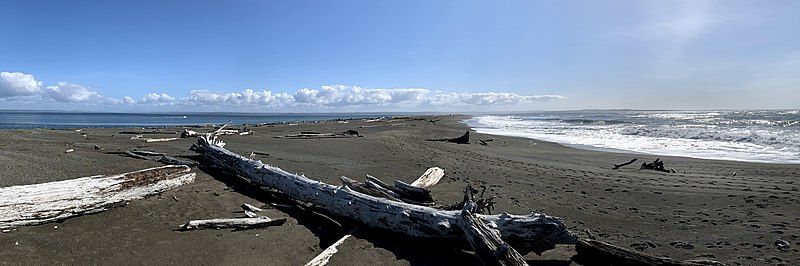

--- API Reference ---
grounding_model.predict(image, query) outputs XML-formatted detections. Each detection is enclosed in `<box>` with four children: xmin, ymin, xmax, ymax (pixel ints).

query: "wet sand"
<box><xmin>0</xmin><ymin>115</ymin><xmax>798</xmax><ymax>265</ymax></box>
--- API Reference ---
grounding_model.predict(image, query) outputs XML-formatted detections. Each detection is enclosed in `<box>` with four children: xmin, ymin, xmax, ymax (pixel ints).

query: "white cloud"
<box><xmin>0</xmin><ymin>71</ymin><xmax>565</xmax><ymax>110</ymax></box>
<box><xmin>45</xmin><ymin>82</ymin><xmax>99</xmax><ymax>102</ymax></box>
<box><xmin>185</xmin><ymin>89</ymin><xmax>292</xmax><ymax>106</ymax></box>
<box><xmin>429</xmin><ymin>92</ymin><xmax>565</xmax><ymax>106</ymax></box>
<box><xmin>141</xmin><ymin>93</ymin><xmax>174</xmax><ymax>104</ymax></box>
<box><xmin>292</xmin><ymin>85</ymin><xmax>428</xmax><ymax>106</ymax></box>
<box><xmin>0</xmin><ymin>72</ymin><xmax>43</xmax><ymax>98</ymax></box>
<box><xmin>123</xmin><ymin>96</ymin><xmax>137</xmax><ymax>104</ymax></box>
<box><xmin>179</xmin><ymin>86</ymin><xmax>563</xmax><ymax>110</ymax></box>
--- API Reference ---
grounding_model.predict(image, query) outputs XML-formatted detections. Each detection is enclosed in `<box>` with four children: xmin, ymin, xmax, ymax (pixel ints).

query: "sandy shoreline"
<box><xmin>1</xmin><ymin>115</ymin><xmax>798</xmax><ymax>265</ymax></box>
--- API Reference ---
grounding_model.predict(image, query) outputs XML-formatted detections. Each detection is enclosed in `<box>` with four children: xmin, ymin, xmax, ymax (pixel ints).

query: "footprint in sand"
<box><xmin>669</xmin><ymin>241</ymin><xmax>694</xmax><ymax>250</ymax></box>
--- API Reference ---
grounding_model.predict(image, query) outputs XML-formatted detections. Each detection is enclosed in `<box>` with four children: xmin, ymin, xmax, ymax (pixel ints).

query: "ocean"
<box><xmin>0</xmin><ymin>111</ymin><xmax>395</xmax><ymax>129</ymax></box>
<box><xmin>467</xmin><ymin>110</ymin><xmax>800</xmax><ymax>164</ymax></box>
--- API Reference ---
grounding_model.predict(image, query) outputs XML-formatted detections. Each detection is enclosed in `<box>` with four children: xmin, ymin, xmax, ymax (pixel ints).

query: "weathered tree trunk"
<box><xmin>0</xmin><ymin>165</ymin><xmax>195</xmax><ymax>229</ymax></box>
<box><xmin>179</xmin><ymin>217</ymin><xmax>286</xmax><ymax>230</ymax></box>
<box><xmin>190</xmin><ymin>134</ymin><xmax>576</xmax><ymax>254</ymax></box>
<box><xmin>457</xmin><ymin>201</ymin><xmax>528</xmax><ymax>266</ymax></box>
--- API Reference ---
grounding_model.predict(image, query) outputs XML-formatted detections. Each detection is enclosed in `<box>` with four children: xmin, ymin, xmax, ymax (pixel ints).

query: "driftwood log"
<box><xmin>0</xmin><ymin>165</ymin><xmax>195</xmax><ymax>229</ymax></box>
<box><xmin>179</xmin><ymin>217</ymin><xmax>286</xmax><ymax>230</ymax></box>
<box><xmin>457</xmin><ymin>200</ymin><xmax>528</xmax><ymax>266</ymax></box>
<box><xmin>612</xmin><ymin>158</ymin><xmax>638</xmax><ymax>169</ymax></box>
<box><xmin>275</xmin><ymin>130</ymin><xmax>361</xmax><ymax>139</ymax></box>
<box><xmin>190</xmin><ymin>134</ymin><xmax>576</xmax><ymax>254</ymax></box>
<box><xmin>427</xmin><ymin>131</ymin><xmax>470</xmax><ymax>144</ymax></box>
<box><xmin>575</xmin><ymin>239</ymin><xmax>726</xmax><ymax>266</ymax></box>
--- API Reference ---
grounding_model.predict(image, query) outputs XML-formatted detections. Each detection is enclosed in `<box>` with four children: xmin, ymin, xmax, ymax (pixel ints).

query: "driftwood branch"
<box><xmin>190</xmin><ymin>134</ymin><xmax>576</xmax><ymax>254</ymax></box>
<box><xmin>0</xmin><ymin>165</ymin><xmax>195</xmax><ymax>229</ymax></box>
<box><xmin>275</xmin><ymin>130</ymin><xmax>361</xmax><ymax>139</ymax></box>
<box><xmin>457</xmin><ymin>201</ymin><xmax>528</xmax><ymax>266</ymax></box>
<box><xmin>178</xmin><ymin>217</ymin><xmax>286</xmax><ymax>231</ymax></box>
<box><xmin>612</xmin><ymin>158</ymin><xmax>638</xmax><ymax>169</ymax></box>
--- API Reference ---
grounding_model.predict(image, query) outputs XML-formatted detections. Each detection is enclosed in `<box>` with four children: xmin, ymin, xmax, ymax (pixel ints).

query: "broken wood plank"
<box><xmin>457</xmin><ymin>201</ymin><xmax>528</xmax><ymax>266</ymax></box>
<box><xmin>410</xmin><ymin>167</ymin><xmax>444</xmax><ymax>188</ymax></box>
<box><xmin>178</xmin><ymin>217</ymin><xmax>286</xmax><ymax>230</ymax></box>
<box><xmin>612</xmin><ymin>158</ymin><xmax>638</xmax><ymax>170</ymax></box>
<box><xmin>190</xmin><ymin>134</ymin><xmax>576</xmax><ymax>254</ymax></box>
<box><xmin>0</xmin><ymin>165</ymin><xmax>195</xmax><ymax>229</ymax></box>
<box><xmin>575</xmin><ymin>239</ymin><xmax>726</xmax><ymax>266</ymax></box>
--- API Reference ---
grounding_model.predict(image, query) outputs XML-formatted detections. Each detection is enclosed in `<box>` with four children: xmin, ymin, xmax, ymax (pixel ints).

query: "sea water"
<box><xmin>0</xmin><ymin>111</ymin><xmax>396</xmax><ymax>129</ymax></box>
<box><xmin>468</xmin><ymin>110</ymin><xmax>800</xmax><ymax>164</ymax></box>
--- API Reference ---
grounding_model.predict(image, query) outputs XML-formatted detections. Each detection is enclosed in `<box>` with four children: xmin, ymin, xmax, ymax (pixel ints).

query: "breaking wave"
<box><xmin>468</xmin><ymin>110</ymin><xmax>800</xmax><ymax>164</ymax></box>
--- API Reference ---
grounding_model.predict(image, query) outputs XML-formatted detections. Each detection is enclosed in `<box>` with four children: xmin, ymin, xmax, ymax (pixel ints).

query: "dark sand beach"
<box><xmin>1</xmin><ymin>115</ymin><xmax>798</xmax><ymax>265</ymax></box>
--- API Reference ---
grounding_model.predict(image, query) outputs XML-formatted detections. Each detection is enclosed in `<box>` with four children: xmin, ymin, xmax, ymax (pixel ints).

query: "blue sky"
<box><xmin>1</xmin><ymin>0</ymin><xmax>798</xmax><ymax>112</ymax></box>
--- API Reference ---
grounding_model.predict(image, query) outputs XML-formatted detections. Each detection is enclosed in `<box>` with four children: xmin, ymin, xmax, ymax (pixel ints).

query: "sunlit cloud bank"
<box><xmin>0</xmin><ymin>72</ymin><xmax>564</xmax><ymax>111</ymax></box>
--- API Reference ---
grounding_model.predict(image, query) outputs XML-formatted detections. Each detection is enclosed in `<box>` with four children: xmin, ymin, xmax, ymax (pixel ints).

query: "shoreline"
<box><xmin>465</xmin><ymin>114</ymin><xmax>800</xmax><ymax>165</ymax></box>
<box><xmin>1</xmin><ymin>114</ymin><xmax>798</xmax><ymax>265</ymax></box>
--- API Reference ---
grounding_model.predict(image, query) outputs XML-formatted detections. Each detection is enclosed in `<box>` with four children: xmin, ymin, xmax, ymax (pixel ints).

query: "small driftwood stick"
<box><xmin>241</xmin><ymin>203</ymin><xmax>263</xmax><ymax>212</ymax></box>
<box><xmin>145</xmin><ymin>137</ymin><xmax>180</xmax><ymax>143</ymax></box>
<box><xmin>179</xmin><ymin>217</ymin><xmax>286</xmax><ymax>231</ymax></box>
<box><xmin>575</xmin><ymin>239</ymin><xmax>726</xmax><ymax>266</ymax></box>
<box><xmin>457</xmin><ymin>201</ymin><xmax>528</xmax><ymax>266</ymax></box>
<box><xmin>130</xmin><ymin>150</ymin><xmax>165</xmax><ymax>156</ymax></box>
<box><xmin>612</xmin><ymin>158</ymin><xmax>638</xmax><ymax>169</ymax></box>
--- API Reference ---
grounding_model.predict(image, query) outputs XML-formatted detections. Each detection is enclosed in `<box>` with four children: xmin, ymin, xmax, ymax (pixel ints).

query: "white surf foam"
<box><xmin>468</xmin><ymin>115</ymin><xmax>800</xmax><ymax>164</ymax></box>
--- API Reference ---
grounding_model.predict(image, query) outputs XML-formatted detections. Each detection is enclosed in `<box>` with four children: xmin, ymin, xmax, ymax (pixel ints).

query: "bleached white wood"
<box><xmin>242</xmin><ymin>203</ymin><xmax>263</xmax><ymax>212</ymax></box>
<box><xmin>179</xmin><ymin>217</ymin><xmax>286</xmax><ymax>230</ymax></box>
<box><xmin>145</xmin><ymin>137</ymin><xmax>179</xmax><ymax>143</ymax></box>
<box><xmin>410</xmin><ymin>167</ymin><xmax>444</xmax><ymax>188</ymax></box>
<box><xmin>305</xmin><ymin>232</ymin><xmax>354</xmax><ymax>266</ymax></box>
<box><xmin>0</xmin><ymin>165</ymin><xmax>196</xmax><ymax>229</ymax></box>
<box><xmin>457</xmin><ymin>201</ymin><xmax>528</xmax><ymax>266</ymax></box>
<box><xmin>191</xmin><ymin>134</ymin><xmax>576</xmax><ymax>254</ymax></box>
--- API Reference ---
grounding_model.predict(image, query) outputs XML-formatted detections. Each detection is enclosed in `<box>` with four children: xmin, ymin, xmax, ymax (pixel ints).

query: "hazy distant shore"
<box><xmin>1</xmin><ymin>115</ymin><xmax>797</xmax><ymax>265</ymax></box>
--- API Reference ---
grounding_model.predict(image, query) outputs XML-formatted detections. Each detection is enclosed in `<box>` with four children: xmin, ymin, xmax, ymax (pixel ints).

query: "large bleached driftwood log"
<box><xmin>0</xmin><ymin>165</ymin><xmax>195</xmax><ymax>229</ymax></box>
<box><xmin>190</xmin><ymin>134</ymin><xmax>576</xmax><ymax>254</ymax></box>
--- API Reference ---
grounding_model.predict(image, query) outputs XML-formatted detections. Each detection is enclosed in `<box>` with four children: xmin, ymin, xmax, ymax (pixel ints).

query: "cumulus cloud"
<box><xmin>141</xmin><ymin>93</ymin><xmax>175</xmax><ymax>104</ymax></box>
<box><xmin>291</xmin><ymin>85</ymin><xmax>428</xmax><ymax>106</ymax></box>
<box><xmin>178</xmin><ymin>85</ymin><xmax>563</xmax><ymax>110</ymax></box>
<box><xmin>0</xmin><ymin>72</ymin><xmax>43</xmax><ymax>98</ymax></box>
<box><xmin>0</xmin><ymin>71</ymin><xmax>566</xmax><ymax>110</ymax></box>
<box><xmin>123</xmin><ymin>96</ymin><xmax>137</xmax><ymax>104</ymax></box>
<box><xmin>429</xmin><ymin>92</ymin><xmax>565</xmax><ymax>106</ymax></box>
<box><xmin>45</xmin><ymin>82</ymin><xmax>100</xmax><ymax>102</ymax></box>
<box><xmin>185</xmin><ymin>89</ymin><xmax>292</xmax><ymax>106</ymax></box>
